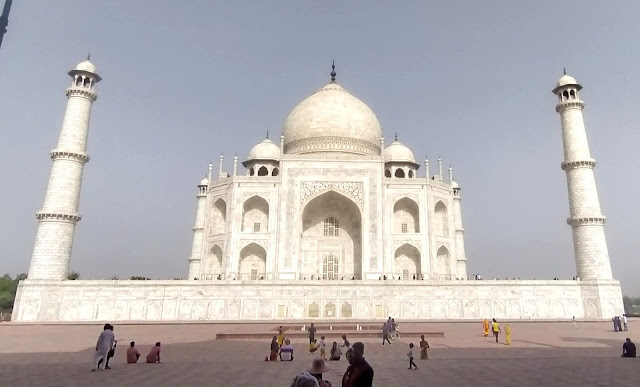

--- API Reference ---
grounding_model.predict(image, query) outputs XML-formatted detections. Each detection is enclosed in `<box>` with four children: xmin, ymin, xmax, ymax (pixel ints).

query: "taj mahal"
<box><xmin>12</xmin><ymin>59</ymin><xmax>624</xmax><ymax>322</ymax></box>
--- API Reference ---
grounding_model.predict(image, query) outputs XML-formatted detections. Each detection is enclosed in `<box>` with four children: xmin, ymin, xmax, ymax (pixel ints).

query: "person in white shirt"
<box><xmin>92</xmin><ymin>323</ymin><xmax>115</xmax><ymax>371</ymax></box>
<box><xmin>623</xmin><ymin>314</ymin><xmax>629</xmax><ymax>331</ymax></box>
<box><xmin>318</xmin><ymin>336</ymin><xmax>327</xmax><ymax>360</ymax></box>
<box><xmin>280</xmin><ymin>339</ymin><xmax>295</xmax><ymax>361</ymax></box>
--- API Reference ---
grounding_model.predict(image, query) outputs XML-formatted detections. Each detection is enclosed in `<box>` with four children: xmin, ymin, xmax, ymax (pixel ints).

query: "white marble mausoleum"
<box><xmin>12</xmin><ymin>60</ymin><xmax>624</xmax><ymax>322</ymax></box>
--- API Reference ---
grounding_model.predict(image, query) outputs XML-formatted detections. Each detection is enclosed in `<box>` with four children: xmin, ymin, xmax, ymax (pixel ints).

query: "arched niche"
<box><xmin>257</xmin><ymin>166</ymin><xmax>269</xmax><ymax>176</ymax></box>
<box><xmin>308</xmin><ymin>302</ymin><xmax>320</xmax><ymax>318</ymax></box>
<box><xmin>394</xmin><ymin>244</ymin><xmax>421</xmax><ymax>280</ymax></box>
<box><xmin>436</xmin><ymin>245</ymin><xmax>451</xmax><ymax>278</ymax></box>
<box><xmin>393</xmin><ymin>197</ymin><xmax>420</xmax><ymax>233</ymax></box>
<box><xmin>341</xmin><ymin>302</ymin><xmax>353</xmax><ymax>318</ymax></box>
<box><xmin>204</xmin><ymin>244</ymin><xmax>223</xmax><ymax>277</ymax></box>
<box><xmin>325</xmin><ymin>302</ymin><xmax>336</xmax><ymax>318</ymax></box>
<box><xmin>242</xmin><ymin>195</ymin><xmax>269</xmax><ymax>232</ymax></box>
<box><xmin>239</xmin><ymin>243</ymin><xmax>266</xmax><ymax>280</ymax></box>
<box><xmin>211</xmin><ymin>199</ymin><xmax>227</xmax><ymax>235</ymax></box>
<box><xmin>395</xmin><ymin>168</ymin><xmax>405</xmax><ymax>178</ymax></box>
<box><xmin>301</xmin><ymin>191</ymin><xmax>362</xmax><ymax>280</ymax></box>
<box><xmin>434</xmin><ymin>201</ymin><xmax>449</xmax><ymax>236</ymax></box>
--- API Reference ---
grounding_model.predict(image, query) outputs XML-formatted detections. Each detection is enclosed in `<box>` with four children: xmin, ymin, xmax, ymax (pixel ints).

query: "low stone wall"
<box><xmin>11</xmin><ymin>279</ymin><xmax>624</xmax><ymax>322</ymax></box>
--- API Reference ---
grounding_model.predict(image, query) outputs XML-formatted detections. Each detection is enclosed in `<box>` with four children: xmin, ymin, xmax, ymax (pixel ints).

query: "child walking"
<box><xmin>407</xmin><ymin>343</ymin><xmax>418</xmax><ymax>370</ymax></box>
<box><xmin>319</xmin><ymin>335</ymin><xmax>327</xmax><ymax>360</ymax></box>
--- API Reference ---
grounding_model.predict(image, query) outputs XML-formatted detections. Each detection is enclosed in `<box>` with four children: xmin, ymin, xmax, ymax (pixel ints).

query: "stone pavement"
<box><xmin>0</xmin><ymin>321</ymin><xmax>637</xmax><ymax>386</ymax></box>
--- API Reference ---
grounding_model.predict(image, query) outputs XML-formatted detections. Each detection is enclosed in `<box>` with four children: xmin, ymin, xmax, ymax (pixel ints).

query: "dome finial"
<box><xmin>394</xmin><ymin>132</ymin><xmax>398</xmax><ymax>142</ymax></box>
<box><xmin>330</xmin><ymin>60</ymin><xmax>336</xmax><ymax>82</ymax></box>
<box><xmin>563</xmin><ymin>67</ymin><xmax>566</xmax><ymax>75</ymax></box>
<box><xmin>87</xmin><ymin>52</ymin><xmax>91</xmax><ymax>61</ymax></box>
<box><xmin>266</xmin><ymin>130</ymin><xmax>269</xmax><ymax>139</ymax></box>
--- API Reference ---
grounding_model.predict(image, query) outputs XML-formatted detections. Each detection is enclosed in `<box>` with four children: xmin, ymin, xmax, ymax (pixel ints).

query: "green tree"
<box><xmin>67</xmin><ymin>271</ymin><xmax>80</xmax><ymax>280</ymax></box>
<box><xmin>130</xmin><ymin>276</ymin><xmax>151</xmax><ymax>280</ymax></box>
<box><xmin>0</xmin><ymin>273</ymin><xmax>27</xmax><ymax>313</ymax></box>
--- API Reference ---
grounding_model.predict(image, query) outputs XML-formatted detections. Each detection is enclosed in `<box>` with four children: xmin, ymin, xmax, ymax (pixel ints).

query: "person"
<box><xmin>92</xmin><ymin>323</ymin><xmax>115</xmax><ymax>371</ymax></box>
<box><xmin>126</xmin><ymin>341</ymin><xmax>141</xmax><ymax>364</ymax></box>
<box><xmin>308</xmin><ymin>357</ymin><xmax>332</xmax><ymax>386</ymax></box>
<box><xmin>622</xmin><ymin>338</ymin><xmax>636</xmax><ymax>357</ymax></box>
<box><xmin>280</xmin><ymin>338</ymin><xmax>294</xmax><ymax>361</ymax></box>
<box><xmin>341</xmin><ymin>342</ymin><xmax>373</xmax><ymax>387</ymax></box>
<box><xmin>505</xmin><ymin>323</ymin><xmax>511</xmax><ymax>346</ymax></box>
<box><xmin>268</xmin><ymin>335</ymin><xmax>279</xmax><ymax>361</ymax></box>
<box><xmin>308</xmin><ymin>323</ymin><xmax>317</xmax><ymax>344</ymax></box>
<box><xmin>319</xmin><ymin>335</ymin><xmax>327</xmax><ymax>360</ymax></box>
<box><xmin>146</xmin><ymin>342</ymin><xmax>161</xmax><ymax>363</ymax></box>
<box><xmin>407</xmin><ymin>343</ymin><xmax>418</xmax><ymax>370</ymax></box>
<box><xmin>482</xmin><ymin>319</ymin><xmax>490</xmax><ymax>337</ymax></box>
<box><xmin>97</xmin><ymin>324</ymin><xmax>117</xmax><ymax>369</ymax></box>
<box><xmin>572</xmin><ymin>316</ymin><xmax>577</xmax><ymax>329</ymax></box>
<box><xmin>615</xmin><ymin>316</ymin><xmax>622</xmax><ymax>332</ymax></box>
<box><xmin>491</xmin><ymin>318</ymin><xmax>501</xmax><ymax>343</ymax></box>
<box><xmin>623</xmin><ymin>314</ymin><xmax>629</xmax><ymax>331</ymax></box>
<box><xmin>382</xmin><ymin>323</ymin><xmax>391</xmax><ymax>346</ymax></box>
<box><xmin>340</xmin><ymin>334</ymin><xmax>351</xmax><ymax>350</ymax></box>
<box><xmin>390</xmin><ymin>319</ymin><xmax>397</xmax><ymax>340</ymax></box>
<box><xmin>278</xmin><ymin>327</ymin><xmax>286</xmax><ymax>347</ymax></box>
<box><xmin>291</xmin><ymin>371</ymin><xmax>321</xmax><ymax>387</ymax></box>
<box><xmin>309</xmin><ymin>338</ymin><xmax>319</xmax><ymax>354</ymax></box>
<box><xmin>612</xmin><ymin>316</ymin><xmax>618</xmax><ymax>332</ymax></box>
<box><xmin>329</xmin><ymin>341</ymin><xmax>342</xmax><ymax>361</ymax></box>
<box><xmin>419</xmin><ymin>335</ymin><xmax>429</xmax><ymax>360</ymax></box>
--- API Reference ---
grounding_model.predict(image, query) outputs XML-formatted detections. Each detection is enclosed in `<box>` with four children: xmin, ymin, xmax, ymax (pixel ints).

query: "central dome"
<box><xmin>282</xmin><ymin>82</ymin><xmax>382</xmax><ymax>156</ymax></box>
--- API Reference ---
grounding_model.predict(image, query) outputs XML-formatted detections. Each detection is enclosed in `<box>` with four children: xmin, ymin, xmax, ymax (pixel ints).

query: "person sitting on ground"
<box><xmin>280</xmin><ymin>338</ymin><xmax>295</xmax><ymax>361</ymax></box>
<box><xmin>126</xmin><ymin>341</ymin><xmax>141</xmax><ymax>364</ymax></box>
<box><xmin>290</xmin><ymin>371</ymin><xmax>321</xmax><ymax>387</ymax></box>
<box><xmin>267</xmin><ymin>335</ymin><xmax>279</xmax><ymax>361</ymax></box>
<box><xmin>308</xmin><ymin>357</ymin><xmax>332</xmax><ymax>387</ymax></box>
<box><xmin>622</xmin><ymin>338</ymin><xmax>636</xmax><ymax>358</ymax></box>
<box><xmin>309</xmin><ymin>338</ymin><xmax>319</xmax><ymax>354</ymax></box>
<box><xmin>146</xmin><ymin>342</ymin><xmax>161</xmax><ymax>363</ymax></box>
<box><xmin>329</xmin><ymin>341</ymin><xmax>341</xmax><ymax>361</ymax></box>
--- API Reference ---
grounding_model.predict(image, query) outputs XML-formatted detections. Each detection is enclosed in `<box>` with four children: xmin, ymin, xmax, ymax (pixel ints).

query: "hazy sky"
<box><xmin>1</xmin><ymin>1</ymin><xmax>638</xmax><ymax>295</ymax></box>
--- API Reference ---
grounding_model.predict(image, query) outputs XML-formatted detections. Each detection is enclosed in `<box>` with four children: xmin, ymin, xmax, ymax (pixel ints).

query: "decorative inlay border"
<box><xmin>555</xmin><ymin>101</ymin><xmax>584</xmax><ymax>112</ymax></box>
<box><xmin>36</xmin><ymin>211</ymin><xmax>82</xmax><ymax>222</ymax></box>
<box><xmin>50</xmin><ymin>150</ymin><xmax>90</xmax><ymax>163</ymax></box>
<box><xmin>300</xmin><ymin>182</ymin><xmax>363</xmax><ymax>206</ymax></box>
<box><xmin>66</xmin><ymin>87</ymin><xmax>97</xmax><ymax>101</ymax></box>
<box><xmin>561</xmin><ymin>160</ymin><xmax>596</xmax><ymax>170</ymax></box>
<box><xmin>567</xmin><ymin>217</ymin><xmax>607</xmax><ymax>226</ymax></box>
<box><xmin>284</xmin><ymin>136</ymin><xmax>381</xmax><ymax>156</ymax></box>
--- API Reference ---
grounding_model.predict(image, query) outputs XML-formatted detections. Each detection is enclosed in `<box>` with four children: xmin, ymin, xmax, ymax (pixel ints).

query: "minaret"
<box><xmin>187</xmin><ymin>175</ymin><xmax>209</xmax><ymax>279</ymax></box>
<box><xmin>28</xmin><ymin>57</ymin><xmax>101</xmax><ymax>280</ymax></box>
<box><xmin>0</xmin><ymin>0</ymin><xmax>13</xmax><ymax>52</ymax></box>
<box><xmin>553</xmin><ymin>72</ymin><xmax>613</xmax><ymax>280</ymax></box>
<box><xmin>450</xmin><ymin>170</ymin><xmax>468</xmax><ymax>279</ymax></box>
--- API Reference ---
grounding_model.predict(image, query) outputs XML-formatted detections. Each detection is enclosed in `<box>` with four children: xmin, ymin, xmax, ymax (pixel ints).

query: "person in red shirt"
<box><xmin>126</xmin><ymin>341</ymin><xmax>141</xmax><ymax>363</ymax></box>
<box><xmin>146</xmin><ymin>342</ymin><xmax>161</xmax><ymax>363</ymax></box>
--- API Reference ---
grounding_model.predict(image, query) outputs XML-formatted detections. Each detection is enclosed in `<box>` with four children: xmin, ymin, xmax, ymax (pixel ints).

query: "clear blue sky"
<box><xmin>1</xmin><ymin>1</ymin><xmax>638</xmax><ymax>295</ymax></box>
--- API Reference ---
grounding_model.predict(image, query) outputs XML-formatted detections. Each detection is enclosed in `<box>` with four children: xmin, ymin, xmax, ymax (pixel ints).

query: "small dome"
<box><xmin>383</xmin><ymin>141</ymin><xmax>416</xmax><ymax>163</ymax></box>
<box><xmin>282</xmin><ymin>82</ymin><xmax>382</xmax><ymax>155</ymax></box>
<box><xmin>198</xmin><ymin>177</ymin><xmax>209</xmax><ymax>186</ymax></box>
<box><xmin>556</xmin><ymin>74</ymin><xmax>577</xmax><ymax>88</ymax></box>
<box><xmin>75</xmin><ymin>59</ymin><xmax>97</xmax><ymax>73</ymax></box>
<box><xmin>247</xmin><ymin>138</ymin><xmax>280</xmax><ymax>161</ymax></box>
<box><xmin>451</xmin><ymin>180</ymin><xmax>460</xmax><ymax>189</ymax></box>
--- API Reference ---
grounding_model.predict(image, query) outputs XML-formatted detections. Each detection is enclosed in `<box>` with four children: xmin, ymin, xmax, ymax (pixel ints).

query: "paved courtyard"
<box><xmin>0</xmin><ymin>321</ymin><xmax>637</xmax><ymax>386</ymax></box>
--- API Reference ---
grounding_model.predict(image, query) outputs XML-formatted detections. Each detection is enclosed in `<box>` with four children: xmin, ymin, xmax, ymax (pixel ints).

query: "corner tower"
<box><xmin>27</xmin><ymin>57</ymin><xmax>101</xmax><ymax>280</ymax></box>
<box><xmin>553</xmin><ymin>72</ymin><xmax>613</xmax><ymax>280</ymax></box>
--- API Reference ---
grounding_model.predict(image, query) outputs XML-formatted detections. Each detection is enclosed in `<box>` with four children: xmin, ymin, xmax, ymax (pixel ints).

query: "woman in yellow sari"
<box><xmin>505</xmin><ymin>324</ymin><xmax>511</xmax><ymax>345</ymax></box>
<box><xmin>482</xmin><ymin>319</ymin><xmax>490</xmax><ymax>337</ymax></box>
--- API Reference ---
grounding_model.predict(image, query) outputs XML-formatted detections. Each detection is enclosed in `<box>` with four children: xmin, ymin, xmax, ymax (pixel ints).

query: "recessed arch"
<box><xmin>394</xmin><ymin>197</ymin><xmax>420</xmax><ymax>233</ymax></box>
<box><xmin>242</xmin><ymin>195</ymin><xmax>269</xmax><ymax>232</ymax></box>
<box><xmin>210</xmin><ymin>198</ymin><xmax>227</xmax><ymax>235</ymax></box>
<box><xmin>308</xmin><ymin>302</ymin><xmax>320</xmax><ymax>318</ymax></box>
<box><xmin>395</xmin><ymin>243</ymin><xmax>421</xmax><ymax>280</ymax></box>
<box><xmin>341</xmin><ymin>302</ymin><xmax>353</xmax><ymax>318</ymax></box>
<box><xmin>204</xmin><ymin>244</ymin><xmax>223</xmax><ymax>277</ymax></box>
<box><xmin>272</xmin><ymin>167</ymin><xmax>279</xmax><ymax>176</ymax></box>
<box><xmin>436</xmin><ymin>245</ymin><xmax>451</xmax><ymax>278</ymax></box>
<box><xmin>325</xmin><ymin>302</ymin><xmax>336</xmax><ymax>318</ymax></box>
<box><xmin>395</xmin><ymin>168</ymin><xmax>405</xmax><ymax>178</ymax></box>
<box><xmin>257</xmin><ymin>166</ymin><xmax>268</xmax><ymax>176</ymax></box>
<box><xmin>434</xmin><ymin>201</ymin><xmax>449</xmax><ymax>236</ymax></box>
<box><xmin>385</xmin><ymin>169</ymin><xmax>391</xmax><ymax>178</ymax></box>
<box><xmin>239</xmin><ymin>242</ymin><xmax>266</xmax><ymax>280</ymax></box>
<box><xmin>249</xmin><ymin>167</ymin><xmax>255</xmax><ymax>176</ymax></box>
<box><xmin>301</xmin><ymin>190</ymin><xmax>362</xmax><ymax>280</ymax></box>
<box><xmin>408</xmin><ymin>170</ymin><xmax>414</xmax><ymax>178</ymax></box>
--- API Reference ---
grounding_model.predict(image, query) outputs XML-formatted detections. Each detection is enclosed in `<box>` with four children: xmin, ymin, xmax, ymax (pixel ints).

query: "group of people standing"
<box><xmin>381</xmin><ymin>317</ymin><xmax>398</xmax><ymax>345</ymax></box>
<box><xmin>482</xmin><ymin>318</ymin><xmax>511</xmax><ymax>345</ymax></box>
<box><xmin>92</xmin><ymin>323</ymin><xmax>162</xmax><ymax>371</ymax></box>
<box><xmin>612</xmin><ymin>314</ymin><xmax>629</xmax><ymax>332</ymax></box>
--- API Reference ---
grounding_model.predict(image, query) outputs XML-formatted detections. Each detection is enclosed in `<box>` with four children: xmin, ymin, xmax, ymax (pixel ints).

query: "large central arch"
<box><xmin>301</xmin><ymin>190</ymin><xmax>362</xmax><ymax>280</ymax></box>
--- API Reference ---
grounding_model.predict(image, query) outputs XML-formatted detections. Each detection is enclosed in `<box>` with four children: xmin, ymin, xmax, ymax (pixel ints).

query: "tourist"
<box><xmin>623</xmin><ymin>314</ymin><xmax>629</xmax><ymax>331</ymax></box>
<box><xmin>97</xmin><ymin>324</ymin><xmax>117</xmax><ymax>369</ymax></box>
<box><xmin>491</xmin><ymin>318</ymin><xmax>501</xmax><ymax>343</ymax></box>
<box><xmin>390</xmin><ymin>318</ymin><xmax>397</xmax><ymax>339</ymax></box>
<box><xmin>268</xmin><ymin>335</ymin><xmax>279</xmax><ymax>361</ymax></box>
<box><xmin>419</xmin><ymin>335</ymin><xmax>429</xmax><ymax>360</ymax></box>
<box><xmin>280</xmin><ymin>338</ymin><xmax>295</xmax><ymax>361</ymax></box>
<box><xmin>92</xmin><ymin>323</ymin><xmax>115</xmax><ymax>371</ymax></box>
<box><xmin>612</xmin><ymin>316</ymin><xmax>618</xmax><ymax>332</ymax></box>
<box><xmin>482</xmin><ymin>318</ymin><xmax>490</xmax><ymax>337</ymax></box>
<box><xmin>621</xmin><ymin>338</ymin><xmax>636</xmax><ymax>358</ymax></box>
<box><xmin>308</xmin><ymin>323</ymin><xmax>317</xmax><ymax>343</ymax></box>
<box><xmin>146</xmin><ymin>342</ymin><xmax>161</xmax><ymax>363</ymax></box>
<box><xmin>505</xmin><ymin>323</ymin><xmax>512</xmax><ymax>346</ymax></box>
<box><xmin>308</xmin><ymin>357</ymin><xmax>332</xmax><ymax>386</ymax></box>
<box><xmin>309</xmin><ymin>338</ymin><xmax>319</xmax><ymax>354</ymax></box>
<box><xmin>278</xmin><ymin>327</ymin><xmax>286</xmax><ymax>347</ymax></box>
<box><xmin>319</xmin><ymin>335</ymin><xmax>327</xmax><ymax>360</ymax></box>
<box><xmin>341</xmin><ymin>342</ymin><xmax>373</xmax><ymax>387</ymax></box>
<box><xmin>573</xmin><ymin>316</ymin><xmax>577</xmax><ymax>329</ymax></box>
<box><xmin>126</xmin><ymin>341</ymin><xmax>141</xmax><ymax>364</ymax></box>
<box><xmin>381</xmin><ymin>323</ymin><xmax>391</xmax><ymax>346</ymax></box>
<box><xmin>290</xmin><ymin>371</ymin><xmax>321</xmax><ymax>387</ymax></box>
<box><xmin>340</xmin><ymin>334</ymin><xmax>351</xmax><ymax>350</ymax></box>
<box><xmin>407</xmin><ymin>343</ymin><xmax>418</xmax><ymax>370</ymax></box>
<box><xmin>329</xmin><ymin>342</ymin><xmax>341</xmax><ymax>361</ymax></box>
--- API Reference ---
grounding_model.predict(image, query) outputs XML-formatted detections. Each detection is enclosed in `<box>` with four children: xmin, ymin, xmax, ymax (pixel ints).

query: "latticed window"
<box><xmin>323</xmin><ymin>254</ymin><xmax>339</xmax><ymax>279</ymax></box>
<box><xmin>402</xmin><ymin>269</ymin><xmax>410</xmax><ymax>280</ymax></box>
<box><xmin>253</xmin><ymin>222</ymin><xmax>261</xmax><ymax>233</ymax></box>
<box><xmin>401</xmin><ymin>223</ymin><xmax>408</xmax><ymax>233</ymax></box>
<box><xmin>250</xmin><ymin>269</ymin><xmax>258</xmax><ymax>280</ymax></box>
<box><xmin>323</xmin><ymin>217</ymin><xmax>339</xmax><ymax>237</ymax></box>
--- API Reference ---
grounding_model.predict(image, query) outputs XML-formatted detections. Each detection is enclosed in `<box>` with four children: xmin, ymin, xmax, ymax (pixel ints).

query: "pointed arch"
<box><xmin>204</xmin><ymin>244</ymin><xmax>223</xmax><ymax>277</ymax></box>
<box><xmin>436</xmin><ymin>245</ymin><xmax>451</xmax><ymax>277</ymax></box>
<box><xmin>394</xmin><ymin>197</ymin><xmax>420</xmax><ymax>233</ymax></box>
<box><xmin>242</xmin><ymin>195</ymin><xmax>269</xmax><ymax>232</ymax></box>
<box><xmin>308</xmin><ymin>302</ymin><xmax>320</xmax><ymax>318</ymax></box>
<box><xmin>325</xmin><ymin>302</ymin><xmax>336</xmax><ymax>317</ymax></box>
<box><xmin>341</xmin><ymin>302</ymin><xmax>353</xmax><ymax>318</ymax></box>
<box><xmin>395</xmin><ymin>168</ymin><xmax>405</xmax><ymax>178</ymax></box>
<box><xmin>394</xmin><ymin>243</ymin><xmax>421</xmax><ymax>280</ymax></box>
<box><xmin>211</xmin><ymin>198</ymin><xmax>227</xmax><ymax>235</ymax></box>
<box><xmin>239</xmin><ymin>242</ymin><xmax>266</xmax><ymax>280</ymax></box>
<box><xmin>257</xmin><ymin>166</ymin><xmax>269</xmax><ymax>176</ymax></box>
<box><xmin>434</xmin><ymin>201</ymin><xmax>449</xmax><ymax>236</ymax></box>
